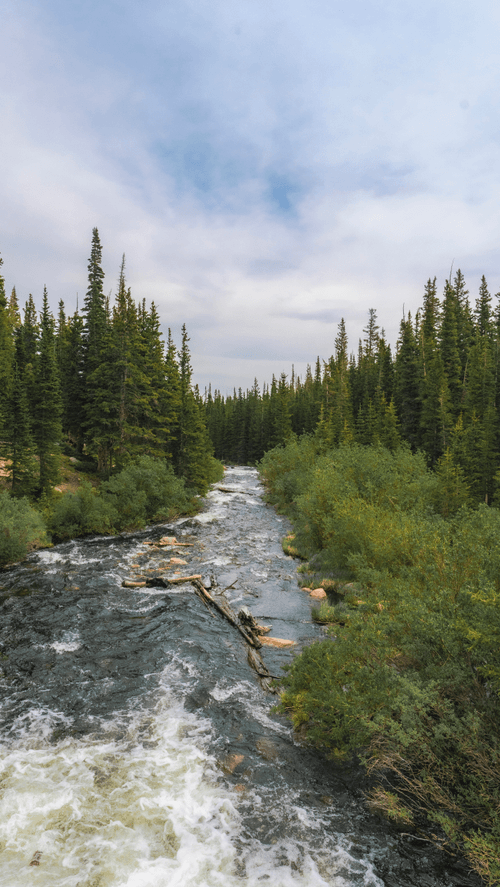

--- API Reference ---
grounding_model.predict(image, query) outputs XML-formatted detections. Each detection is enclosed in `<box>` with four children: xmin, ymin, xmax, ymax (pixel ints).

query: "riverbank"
<box><xmin>0</xmin><ymin>453</ymin><xmax>224</xmax><ymax>567</ymax></box>
<box><xmin>260</xmin><ymin>438</ymin><xmax>500</xmax><ymax>886</ymax></box>
<box><xmin>0</xmin><ymin>465</ymin><xmax>483</xmax><ymax>886</ymax></box>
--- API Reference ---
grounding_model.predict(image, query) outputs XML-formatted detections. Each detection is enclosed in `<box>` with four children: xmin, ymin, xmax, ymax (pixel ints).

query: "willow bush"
<box><xmin>48</xmin><ymin>455</ymin><xmax>195</xmax><ymax>540</ymax></box>
<box><xmin>261</xmin><ymin>438</ymin><xmax>500</xmax><ymax>885</ymax></box>
<box><xmin>0</xmin><ymin>491</ymin><xmax>47</xmax><ymax>565</ymax></box>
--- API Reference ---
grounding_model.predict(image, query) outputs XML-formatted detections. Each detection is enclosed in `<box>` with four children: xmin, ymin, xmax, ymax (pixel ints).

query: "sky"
<box><xmin>2</xmin><ymin>0</ymin><xmax>500</xmax><ymax>394</ymax></box>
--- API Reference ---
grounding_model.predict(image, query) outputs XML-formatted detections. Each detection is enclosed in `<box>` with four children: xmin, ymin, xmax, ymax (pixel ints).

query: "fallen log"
<box><xmin>191</xmin><ymin>580</ymin><xmax>262</xmax><ymax>649</ymax></box>
<box><xmin>122</xmin><ymin>574</ymin><xmax>202</xmax><ymax>588</ymax></box>
<box><xmin>238</xmin><ymin>605</ymin><xmax>271</xmax><ymax>635</ymax></box>
<box><xmin>143</xmin><ymin>538</ymin><xmax>193</xmax><ymax>547</ymax></box>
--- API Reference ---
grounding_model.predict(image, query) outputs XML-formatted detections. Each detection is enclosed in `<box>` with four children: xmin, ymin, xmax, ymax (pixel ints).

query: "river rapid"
<box><xmin>0</xmin><ymin>467</ymin><xmax>481</xmax><ymax>887</ymax></box>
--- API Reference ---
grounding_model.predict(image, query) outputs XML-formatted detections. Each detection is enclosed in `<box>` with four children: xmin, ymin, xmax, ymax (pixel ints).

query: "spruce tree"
<box><xmin>164</xmin><ymin>328</ymin><xmax>182</xmax><ymax>462</ymax></box>
<box><xmin>175</xmin><ymin>324</ymin><xmax>215</xmax><ymax>491</ymax></box>
<box><xmin>8</xmin><ymin>327</ymin><xmax>37</xmax><ymax>495</ymax></box>
<box><xmin>32</xmin><ymin>287</ymin><xmax>63</xmax><ymax>494</ymax></box>
<box><xmin>136</xmin><ymin>299</ymin><xmax>169</xmax><ymax>457</ymax></box>
<box><xmin>21</xmin><ymin>294</ymin><xmax>40</xmax><ymax>422</ymax></box>
<box><xmin>393</xmin><ymin>313</ymin><xmax>421</xmax><ymax>449</ymax></box>
<box><xmin>439</xmin><ymin>280</ymin><xmax>463</xmax><ymax>418</ymax></box>
<box><xmin>0</xmin><ymin>257</ymin><xmax>14</xmax><ymax>448</ymax></box>
<box><xmin>82</xmin><ymin>228</ymin><xmax>114</xmax><ymax>472</ymax></box>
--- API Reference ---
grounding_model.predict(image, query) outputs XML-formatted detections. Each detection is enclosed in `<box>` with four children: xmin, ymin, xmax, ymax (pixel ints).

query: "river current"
<box><xmin>0</xmin><ymin>467</ymin><xmax>481</xmax><ymax>887</ymax></box>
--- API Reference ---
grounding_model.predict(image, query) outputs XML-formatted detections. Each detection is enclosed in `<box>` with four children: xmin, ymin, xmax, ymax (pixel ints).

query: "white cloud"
<box><xmin>2</xmin><ymin>0</ymin><xmax>500</xmax><ymax>393</ymax></box>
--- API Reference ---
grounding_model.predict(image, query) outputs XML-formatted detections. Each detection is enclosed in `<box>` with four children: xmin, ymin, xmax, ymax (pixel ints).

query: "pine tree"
<box><xmin>7</xmin><ymin>327</ymin><xmax>37</xmax><ymax>495</ymax></box>
<box><xmin>82</xmin><ymin>228</ymin><xmax>114</xmax><ymax>472</ymax></box>
<box><xmin>32</xmin><ymin>287</ymin><xmax>63</xmax><ymax>494</ymax></box>
<box><xmin>0</xmin><ymin>256</ymin><xmax>14</xmax><ymax>448</ymax></box>
<box><xmin>394</xmin><ymin>313</ymin><xmax>421</xmax><ymax>449</ymax></box>
<box><xmin>439</xmin><ymin>279</ymin><xmax>463</xmax><ymax>418</ymax></box>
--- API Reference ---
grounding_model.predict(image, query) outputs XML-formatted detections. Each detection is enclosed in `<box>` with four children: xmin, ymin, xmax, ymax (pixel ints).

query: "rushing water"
<box><xmin>0</xmin><ymin>467</ymin><xmax>481</xmax><ymax>887</ymax></box>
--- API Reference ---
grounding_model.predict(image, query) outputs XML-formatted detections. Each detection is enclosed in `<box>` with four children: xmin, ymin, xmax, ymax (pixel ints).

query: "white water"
<box><xmin>0</xmin><ymin>681</ymin><xmax>382</xmax><ymax>886</ymax></box>
<box><xmin>1</xmin><ymin>467</ymin><xmax>451</xmax><ymax>886</ymax></box>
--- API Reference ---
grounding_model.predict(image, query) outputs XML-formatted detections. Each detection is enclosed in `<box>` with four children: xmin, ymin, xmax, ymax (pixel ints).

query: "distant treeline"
<box><xmin>0</xmin><ymin>228</ymin><xmax>219</xmax><ymax>499</ymax></box>
<box><xmin>205</xmin><ymin>272</ymin><xmax>500</xmax><ymax>504</ymax></box>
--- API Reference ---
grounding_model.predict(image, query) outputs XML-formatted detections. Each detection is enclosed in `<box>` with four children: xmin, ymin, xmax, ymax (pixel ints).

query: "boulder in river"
<box><xmin>221</xmin><ymin>753</ymin><xmax>244</xmax><ymax>774</ymax></box>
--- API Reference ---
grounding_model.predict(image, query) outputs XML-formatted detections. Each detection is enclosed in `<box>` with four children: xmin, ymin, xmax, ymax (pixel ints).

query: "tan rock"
<box><xmin>309</xmin><ymin>588</ymin><xmax>327</xmax><ymax>600</ymax></box>
<box><xmin>170</xmin><ymin>557</ymin><xmax>187</xmax><ymax>565</ymax></box>
<box><xmin>259</xmin><ymin>636</ymin><xmax>296</xmax><ymax>648</ymax></box>
<box><xmin>221</xmin><ymin>753</ymin><xmax>244</xmax><ymax>774</ymax></box>
<box><xmin>160</xmin><ymin>536</ymin><xmax>177</xmax><ymax>545</ymax></box>
<box><xmin>301</xmin><ymin>587</ymin><xmax>312</xmax><ymax>592</ymax></box>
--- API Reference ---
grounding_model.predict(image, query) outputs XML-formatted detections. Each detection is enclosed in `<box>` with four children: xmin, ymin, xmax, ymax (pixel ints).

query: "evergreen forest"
<box><xmin>206</xmin><ymin>272</ymin><xmax>500</xmax><ymax>506</ymax></box>
<box><xmin>225</xmin><ymin>273</ymin><xmax>500</xmax><ymax>884</ymax></box>
<box><xmin>2</xmin><ymin>237</ymin><xmax>500</xmax><ymax>882</ymax></box>
<box><xmin>0</xmin><ymin>229</ymin><xmax>222</xmax><ymax>562</ymax></box>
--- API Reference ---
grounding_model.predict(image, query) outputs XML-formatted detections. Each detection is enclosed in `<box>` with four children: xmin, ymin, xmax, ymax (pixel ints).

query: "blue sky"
<box><xmin>2</xmin><ymin>0</ymin><xmax>500</xmax><ymax>392</ymax></box>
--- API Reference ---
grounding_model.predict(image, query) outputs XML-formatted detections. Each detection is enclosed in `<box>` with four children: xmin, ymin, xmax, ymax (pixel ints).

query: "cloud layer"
<box><xmin>2</xmin><ymin>0</ymin><xmax>500</xmax><ymax>392</ymax></box>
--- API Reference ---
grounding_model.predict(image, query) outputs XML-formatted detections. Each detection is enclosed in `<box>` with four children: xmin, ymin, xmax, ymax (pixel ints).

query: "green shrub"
<box><xmin>48</xmin><ymin>481</ymin><xmax>117</xmax><ymax>540</ymax></box>
<box><xmin>102</xmin><ymin>455</ymin><xmax>192</xmax><ymax>529</ymax></box>
<box><xmin>0</xmin><ymin>491</ymin><xmax>48</xmax><ymax>565</ymax></box>
<box><xmin>311</xmin><ymin>600</ymin><xmax>350</xmax><ymax>624</ymax></box>
<box><xmin>264</xmin><ymin>437</ymin><xmax>500</xmax><ymax>880</ymax></box>
<box><xmin>205</xmin><ymin>455</ymin><xmax>225</xmax><ymax>486</ymax></box>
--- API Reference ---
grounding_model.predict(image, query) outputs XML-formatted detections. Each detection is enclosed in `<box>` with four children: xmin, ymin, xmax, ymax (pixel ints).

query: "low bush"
<box><xmin>48</xmin><ymin>456</ymin><xmax>196</xmax><ymax>539</ymax></box>
<box><xmin>48</xmin><ymin>481</ymin><xmax>117</xmax><ymax>540</ymax></box>
<box><xmin>262</xmin><ymin>436</ymin><xmax>500</xmax><ymax>883</ymax></box>
<box><xmin>311</xmin><ymin>600</ymin><xmax>349</xmax><ymax>624</ymax></box>
<box><xmin>102</xmin><ymin>455</ymin><xmax>192</xmax><ymax>529</ymax></box>
<box><xmin>0</xmin><ymin>492</ymin><xmax>48</xmax><ymax>565</ymax></box>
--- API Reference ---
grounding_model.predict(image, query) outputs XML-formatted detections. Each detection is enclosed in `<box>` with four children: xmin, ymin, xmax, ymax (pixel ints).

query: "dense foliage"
<box><xmin>47</xmin><ymin>455</ymin><xmax>196</xmax><ymax>540</ymax></box>
<box><xmin>206</xmin><ymin>272</ymin><xmax>500</xmax><ymax>508</ymax></box>
<box><xmin>0</xmin><ymin>491</ymin><xmax>48</xmax><ymax>565</ymax></box>
<box><xmin>261</xmin><ymin>436</ymin><xmax>500</xmax><ymax>884</ymax></box>
<box><xmin>0</xmin><ymin>235</ymin><xmax>219</xmax><ymax>499</ymax></box>
<box><xmin>0</xmin><ymin>236</ymin><xmax>223</xmax><ymax>563</ymax></box>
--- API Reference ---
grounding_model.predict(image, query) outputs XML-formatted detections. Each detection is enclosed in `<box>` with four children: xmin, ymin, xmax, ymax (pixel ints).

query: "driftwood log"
<box><xmin>191</xmin><ymin>580</ymin><xmax>262</xmax><ymax>649</ymax></box>
<box><xmin>121</xmin><ymin>572</ymin><xmax>279</xmax><ymax>688</ymax></box>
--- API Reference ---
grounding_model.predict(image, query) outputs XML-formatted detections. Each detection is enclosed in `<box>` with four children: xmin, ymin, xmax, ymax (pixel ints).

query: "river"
<box><xmin>0</xmin><ymin>466</ymin><xmax>481</xmax><ymax>887</ymax></box>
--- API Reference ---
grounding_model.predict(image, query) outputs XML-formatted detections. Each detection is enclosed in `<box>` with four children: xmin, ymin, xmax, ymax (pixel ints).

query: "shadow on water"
<box><xmin>0</xmin><ymin>467</ymin><xmax>482</xmax><ymax>886</ymax></box>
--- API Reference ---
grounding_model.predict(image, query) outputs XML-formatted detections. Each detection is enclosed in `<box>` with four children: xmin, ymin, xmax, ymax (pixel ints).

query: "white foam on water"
<box><xmin>0</xmin><ymin>695</ymin><xmax>239</xmax><ymax>887</ymax></box>
<box><xmin>35</xmin><ymin>550</ymin><xmax>65</xmax><ymax>566</ymax></box>
<box><xmin>0</xmin><ymin>680</ymin><xmax>384</xmax><ymax>887</ymax></box>
<box><xmin>50</xmin><ymin>631</ymin><xmax>82</xmax><ymax>654</ymax></box>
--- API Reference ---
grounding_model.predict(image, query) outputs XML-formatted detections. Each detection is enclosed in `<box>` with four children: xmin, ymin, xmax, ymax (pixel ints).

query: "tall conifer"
<box><xmin>32</xmin><ymin>287</ymin><xmax>62</xmax><ymax>493</ymax></box>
